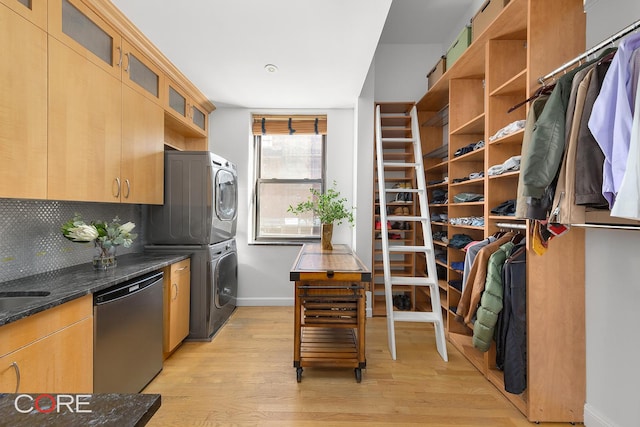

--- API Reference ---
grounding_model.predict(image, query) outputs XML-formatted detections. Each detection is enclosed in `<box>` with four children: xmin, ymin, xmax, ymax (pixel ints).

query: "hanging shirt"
<box><xmin>588</xmin><ymin>33</ymin><xmax>640</xmax><ymax>208</ymax></box>
<box><xmin>611</xmin><ymin>72</ymin><xmax>640</xmax><ymax>219</ymax></box>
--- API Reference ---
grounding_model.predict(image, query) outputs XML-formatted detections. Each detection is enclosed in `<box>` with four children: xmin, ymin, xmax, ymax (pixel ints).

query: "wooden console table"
<box><xmin>289</xmin><ymin>244</ymin><xmax>371</xmax><ymax>382</ymax></box>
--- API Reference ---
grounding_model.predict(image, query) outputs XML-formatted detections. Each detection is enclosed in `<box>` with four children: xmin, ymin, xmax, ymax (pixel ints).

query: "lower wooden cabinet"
<box><xmin>163</xmin><ymin>258</ymin><xmax>191</xmax><ymax>356</ymax></box>
<box><xmin>0</xmin><ymin>295</ymin><xmax>93</xmax><ymax>393</ymax></box>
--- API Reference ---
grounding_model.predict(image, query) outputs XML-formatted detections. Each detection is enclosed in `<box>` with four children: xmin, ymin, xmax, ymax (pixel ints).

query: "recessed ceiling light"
<box><xmin>264</xmin><ymin>64</ymin><xmax>278</xmax><ymax>73</ymax></box>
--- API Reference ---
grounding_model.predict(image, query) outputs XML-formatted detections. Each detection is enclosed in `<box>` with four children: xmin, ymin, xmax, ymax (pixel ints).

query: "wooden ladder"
<box><xmin>375</xmin><ymin>103</ymin><xmax>448</xmax><ymax>362</ymax></box>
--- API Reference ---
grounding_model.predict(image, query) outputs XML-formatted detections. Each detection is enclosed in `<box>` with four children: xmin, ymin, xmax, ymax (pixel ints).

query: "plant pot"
<box><xmin>321</xmin><ymin>223</ymin><xmax>333</xmax><ymax>250</ymax></box>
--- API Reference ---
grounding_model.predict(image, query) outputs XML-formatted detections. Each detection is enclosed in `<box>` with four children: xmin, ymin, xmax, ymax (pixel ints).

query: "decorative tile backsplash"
<box><xmin>0</xmin><ymin>199</ymin><xmax>146</xmax><ymax>282</ymax></box>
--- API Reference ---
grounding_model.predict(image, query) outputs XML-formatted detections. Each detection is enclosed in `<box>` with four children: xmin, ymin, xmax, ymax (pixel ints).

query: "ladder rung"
<box><xmin>387</xmin><ymin>215</ymin><xmax>428</xmax><ymax>222</ymax></box>
<box><xmin>385</xmin><ymin>188</ymin><xmax>421</xmax><ymax>193</ymax></box>
<box><xmin>381</xmin><ymin>137</ymin><xmax>415</xmax><ymax>143</ymax></box>
<box><xmin>390</xmin><ymin>276</ymin><xmax>437</xmax><ymax>286</ymax></box>
<box><xmin>392</xmin><ymin>311</ymin><xmax>442</xmax><ymax>323</ymax></box>
<box><xmin>388</xmin><ymin>245</ymin><xmax>433</xmax><ymax>253</ymax></box>
<box><xmin>383</xmin><ymin>162</ymin><xmax>419</xmax><ymax>168</ymax></box>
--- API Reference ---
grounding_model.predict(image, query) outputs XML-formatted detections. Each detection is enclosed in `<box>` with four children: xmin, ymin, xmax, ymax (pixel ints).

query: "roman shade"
<box><xmin>252</xmin><ymin>114</ymin><xmax>327</xmax><ymax>135</ymax></box>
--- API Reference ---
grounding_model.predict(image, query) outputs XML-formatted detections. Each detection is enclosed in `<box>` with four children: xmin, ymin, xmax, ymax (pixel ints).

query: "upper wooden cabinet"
<box><xmin>165</xmin><ymin>79</ymin><xmax>208</xmax><ymax>137</ymax></box>
<box><xmin>0</xmin><ymin>2</ymin><xmax>48</xmax><ymax>200</ymax></box>
<box><xmin>122</xmin><ymin>83</ymin><xmax>164</xmax><ymax>204</ymax></box>
<box><xmin>47</xmin><ymin>35</ymin><xmax>123</xmax><ymax>203</ymax></box>
<box><xmin>48</xmin><ymin>0</ymin><xmax>121</xmax><ymax>78</ymax></box>
<box><xmin>47</xmin><ymin>0</ymin><xmax>164</xmax><ymax>204</ymax></box>
<box><xmin>0</xmin><ymin>0</ymin><xmax>47</xmax><ymax>29</ymax></box>
<box><xmin>122</xmin><ymin>38</ymin><xmax>165</xmax><ymax>106</ymax></box>
<box><xmin>2</xmin><ymin>0</ymin><xmax>213</xmax><ymax>202</ymax></box>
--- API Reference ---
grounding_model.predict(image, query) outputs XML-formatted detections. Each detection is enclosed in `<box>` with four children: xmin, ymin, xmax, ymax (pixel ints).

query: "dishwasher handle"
<box><xmin>94</xmin><ymin>271</ymin><xmax>163</xmax><ymax>305</ymax></box>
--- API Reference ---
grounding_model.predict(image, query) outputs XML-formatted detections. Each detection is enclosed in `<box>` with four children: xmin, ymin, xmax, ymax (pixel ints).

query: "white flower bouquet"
<box><xmin>62</xmin><ymin>214</ymin><xmax>138</xmax><ymax>264</ymax></box>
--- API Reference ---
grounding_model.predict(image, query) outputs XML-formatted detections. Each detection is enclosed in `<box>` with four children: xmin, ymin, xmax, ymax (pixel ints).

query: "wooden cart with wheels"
<box><xmin>290</xmin><ymin>244</ymin><xmax>371</xmax><ymax>382</ymax></box>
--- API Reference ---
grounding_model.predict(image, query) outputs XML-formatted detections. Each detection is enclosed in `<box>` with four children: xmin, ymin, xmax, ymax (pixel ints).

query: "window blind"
<box><xmin>252</xmin><ymin>114</ymin><xmax>327</xmax><ymax>135</ymax></box>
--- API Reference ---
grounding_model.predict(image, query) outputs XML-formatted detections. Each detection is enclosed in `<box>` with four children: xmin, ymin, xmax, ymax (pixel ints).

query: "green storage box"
<box><xmin>446</xmin><ymin>25</ymin><xmax>472</xmax><ymax>69</ymax></box>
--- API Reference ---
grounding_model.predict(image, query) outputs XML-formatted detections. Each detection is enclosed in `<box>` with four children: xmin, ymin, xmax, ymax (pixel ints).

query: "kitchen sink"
<box><xmin>0</xmin><ymin>291</ymin><xmax>51</xmax><ymax>311</ymax></box>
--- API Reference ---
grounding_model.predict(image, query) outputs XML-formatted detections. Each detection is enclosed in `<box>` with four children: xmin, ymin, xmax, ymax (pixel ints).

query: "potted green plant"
<box><xmin>288</xmin><ymin>181</ymin><xmax>355</xmax><ymax>250</ymax></box>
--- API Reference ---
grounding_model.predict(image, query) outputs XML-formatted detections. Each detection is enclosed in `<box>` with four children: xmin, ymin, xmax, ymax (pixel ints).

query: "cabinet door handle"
<box><xmin>124</xmin><ymin>179</ymin><xmax>131</xmax><ymax>199</ymax></box>
<box><xmin>124</xmin><ymin>52</ymin><xmax>130</xmax><ymax>73</ymax></box>
<box><xmin>116</xmin><ymin>46</ymin><xmax>122</xmax><ymax>68</ymax></box>
<box><xmin>11</xmin><ymin>362</ymin><xmax>20</xmax><ymax>393</ymax></box>
<box><xmin>114</xmin><ymin>178</ymin><xmax>121</xmax><ymax>198</ymax></box>
<box><xmin>172</xmin><ymin>283</ymin><xmax>178</xmax><ymax>300</ymax></box>
<box><xmin>175</xmin><ymin>266</ymin><xmax>188</xmax><ymax>272</ymax></box>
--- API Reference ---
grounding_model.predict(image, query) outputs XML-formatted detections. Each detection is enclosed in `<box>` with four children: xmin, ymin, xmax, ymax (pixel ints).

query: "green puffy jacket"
<box><xmin>473</xmin><ymin>242</ymin><xmax>514</xmax><ymax>352</ymax></box>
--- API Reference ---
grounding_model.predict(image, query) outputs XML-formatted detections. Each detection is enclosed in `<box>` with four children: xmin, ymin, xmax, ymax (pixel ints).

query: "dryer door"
<box><xmin>214</xmin><ymin>250</ymin><xmax>238</xmax><ymax>309</ymax></box>
<box><xmin>215</xmin><ymin>169</ymin><xmax>237</xmax><ymax>221</ymax></box>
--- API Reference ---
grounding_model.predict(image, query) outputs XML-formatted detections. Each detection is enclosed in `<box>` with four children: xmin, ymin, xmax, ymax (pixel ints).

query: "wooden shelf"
<box><xmin>451</xmin><ymin>113</ymin><xmax>485</xmax><ymax>135</ymax></box>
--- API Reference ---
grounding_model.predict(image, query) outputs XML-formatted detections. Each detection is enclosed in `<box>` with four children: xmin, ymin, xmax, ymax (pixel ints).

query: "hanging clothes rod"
<box><xmin>496</xmin><ymin>222</ymin><xmax>527</xmax><ymax>230</ymax></box>
<box><xmin>538</xmin><ymin>18</ymin><xmax>640</xmax><ymax>84</ymax></box>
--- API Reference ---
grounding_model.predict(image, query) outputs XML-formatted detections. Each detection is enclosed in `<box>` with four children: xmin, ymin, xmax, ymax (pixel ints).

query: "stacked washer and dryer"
<box><xmin>146</xmin><ymin>151</ymin><xmax>239</xmax><ymax>340</ymax></box>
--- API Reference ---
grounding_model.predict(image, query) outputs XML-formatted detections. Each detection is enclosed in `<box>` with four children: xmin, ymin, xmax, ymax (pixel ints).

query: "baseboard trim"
<box><xmin>236</xmin><ymin>297</ymin><xmax>294</xmax><ymax>306</ymax></box>
<box><xmin>584</xmin><ymin>403</ymin><xmax>618</xmax><ymax>427</ymax></box>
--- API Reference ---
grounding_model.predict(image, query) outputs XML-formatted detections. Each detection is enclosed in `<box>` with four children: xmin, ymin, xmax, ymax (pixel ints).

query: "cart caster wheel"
<box><xmin>355</xmin><ymin>368</ymin><xmax>362</xmax><ymax>383</ymax></box>
<box><xmin>296</xmin><ymin>367</ymin><xmax>303</xmax><ymax>383</ymax></box>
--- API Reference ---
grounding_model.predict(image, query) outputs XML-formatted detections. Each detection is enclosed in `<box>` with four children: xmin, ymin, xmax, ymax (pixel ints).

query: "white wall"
<box><xmin>373</xmin><ymin>43</ymin><xmax>443</xmax><ymax>102</ymax></box>
<box><xmin>354</xmin><ymin>62</ymin><xmax>375</xmax><ymax>266</ymax></box>
<box><xmin>209</xmin><ymin>108</ymin><xmax>357</xmax><ymax>306</ymax></box>
<box><xmin>582</xmin><ymin>3</ymin><xmax>640</xmax><ymax>426</ymax></box>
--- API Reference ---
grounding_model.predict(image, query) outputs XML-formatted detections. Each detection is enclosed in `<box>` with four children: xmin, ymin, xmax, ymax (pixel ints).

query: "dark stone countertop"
<box><xmin>0</xmin><ymin>393</ymin><xmax>160</xmax><ymax>427</ymax></box>
<box><xmin>0</xmin><ymin>252</ymin><xmax>189</xmax><ymax>327</ymax></box>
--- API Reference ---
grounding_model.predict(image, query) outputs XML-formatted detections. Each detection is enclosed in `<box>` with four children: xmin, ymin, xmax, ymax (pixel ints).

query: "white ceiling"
<box><xmin>111</xmin><ymin>0</ymin><xmax>474</xmax><ymax>109</ymax></box>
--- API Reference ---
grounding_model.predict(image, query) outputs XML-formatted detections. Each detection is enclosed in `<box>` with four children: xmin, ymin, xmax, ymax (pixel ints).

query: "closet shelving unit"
<box><xmin>416</xmin><ymin>0</ymin><xmax>586</xmax><ymax>422</ymax></box>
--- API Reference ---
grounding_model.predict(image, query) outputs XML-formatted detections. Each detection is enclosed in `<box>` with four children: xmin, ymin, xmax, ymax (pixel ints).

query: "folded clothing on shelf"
<box><xmin>487</xmin><ymin>155</ymin><xmax>521</xmax><ymax>176</ymax></box>
<box><xmin>431</xmin><ymin>213</ymin><xmax>448</xmax><ymax>223</ymax></box>
<box><xmin>432</xmin><ymin>230</ymin><xmax>448</xmax><ymax>243</ymax></box>
<box><xmin>490</xmin><ymin>199</ymin><xmax>516</xmax><ymax>216</ymax></box>
<box><xmin>489</xmin><ymin>120</ymin><xmax>526</xmax><ymax>141</ymax></box>
<box><xmin>453</xmin><ymin>192</ymin><xmax>484</xmax><ymax>203</ymax></box>
<box><xmin>448</xmin><ymin>280</ymin><xmax>463</xmax><ymax>291</ymax></box>
<box><xmin>453</xmin><ymin>140</ymin><xmax>484</xmax><ymax>157</ymax></box>
<box><xmin>427</xmin><ymin>178</ymin><xmax>447</xmax><ymax>185</ymax></box>
<box><xmin>448</xmin><ymin>233</ymin><xmax>474</xmax><ymax>249</ymax></box>
<box><xmin>451</xmin><ymin>261</ymin><xmax>465</xmax><ymax>271</ymax></box>
<box><xmin>449</xmin><ymin>216</ymin><xmax>484</xmax><ymax>227</ymax></box>
<box><xmin>430</xmin><ymin>188</ymin><xmax>448</xmax><ymax>204</ymax></box>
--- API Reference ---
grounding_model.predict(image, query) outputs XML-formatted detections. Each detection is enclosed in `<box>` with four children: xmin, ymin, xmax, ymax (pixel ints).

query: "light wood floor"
<box><xmin>143</xmin><ymin>307</ymin><xmax>554</xmax><ymax>426</ymax></box>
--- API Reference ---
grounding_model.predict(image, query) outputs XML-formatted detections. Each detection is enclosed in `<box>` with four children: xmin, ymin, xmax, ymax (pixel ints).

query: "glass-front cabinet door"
<box><xmin>168</xmin><ymin>85</ymin><xmax>187</xmax><ymax>118</ymax></box>
<box><xmin>122</xmin><ymin>39</ymin><xmax>165</xmax><ymax>106</ymax></box>
<box><xmin>165</xmin><ymin>79</ymin><xmax>208</xmax><ymax>137</ymax></box>
<box><xmin>1</xmin><ymin>0</ymin><xmax>47</xmax><ymax>29</ymax></box>
<box><xmin>191</xmin><ymin>104</ymin><xmax>207</xmax><ymax>132</ymax></box>
<box><xmin>48</xmin><ymin>0</ymin><xmax>121</xmax><ymax>79</ymax></box>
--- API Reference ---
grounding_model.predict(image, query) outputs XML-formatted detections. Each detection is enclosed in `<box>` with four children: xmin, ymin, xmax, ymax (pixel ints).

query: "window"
<box><xmin>252</xmin><ymin>114</ymin><xmax>327</xmax><ymax>242</ymax></box>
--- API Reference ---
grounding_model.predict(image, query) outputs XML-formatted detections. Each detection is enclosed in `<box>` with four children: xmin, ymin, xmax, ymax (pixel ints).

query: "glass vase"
<box><xmin>93</xmin><ymin>244</ymin><xmax>117</xmax><ymax>270</ymax></box>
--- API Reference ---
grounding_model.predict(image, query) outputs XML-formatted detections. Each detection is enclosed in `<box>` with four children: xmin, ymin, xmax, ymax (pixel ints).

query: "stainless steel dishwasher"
<box><xmin>93</xmin><ymin>271</ymin><xmax>164</xmax><ymax>393</ymax></box>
